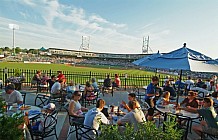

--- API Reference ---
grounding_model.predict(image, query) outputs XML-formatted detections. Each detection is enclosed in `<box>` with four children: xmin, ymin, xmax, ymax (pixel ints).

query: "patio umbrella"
<box><xmin>133</xmin><ymin>43</ymin><xmax>218</xmax><ymax>103</ymax></box>
<box><xmin>133</xmin><ymin>51</ymin><xmax>162</xmax><ymax>66</ymax></box>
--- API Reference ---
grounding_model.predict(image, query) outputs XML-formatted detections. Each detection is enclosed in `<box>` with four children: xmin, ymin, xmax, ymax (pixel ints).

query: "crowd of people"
<box><xmin>2</xmin><ymin>68</ymin><xmax>218</xmax><ymax>139</ymax></box>
<box><xmin>143</xmin><ymin>75</ymin><xmax>218</xmax><ymax>139</ymax></box>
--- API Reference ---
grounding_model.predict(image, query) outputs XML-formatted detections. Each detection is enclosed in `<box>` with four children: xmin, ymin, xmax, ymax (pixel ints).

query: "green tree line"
<box><xmin>0</xmin><ymin>47</ymin><xmax>39</xmax><ymax>54</ymax></box>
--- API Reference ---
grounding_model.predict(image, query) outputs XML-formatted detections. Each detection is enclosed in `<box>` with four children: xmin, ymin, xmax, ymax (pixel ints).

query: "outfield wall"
<box><xmin>23</xmin><ymin>61</ymin><xmax>51</xmax><ymax>64</ymax></box>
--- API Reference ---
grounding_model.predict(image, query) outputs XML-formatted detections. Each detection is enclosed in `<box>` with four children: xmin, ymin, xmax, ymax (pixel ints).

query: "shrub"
<box><xmin>0</xmin><ymin>98</ymin><xmax>24</xmax><ymax>140</ymax></box>
<box><xmin>97</xmin><ymin>115</ymin><xmax>183</xmax><ymax>140</ymax></box>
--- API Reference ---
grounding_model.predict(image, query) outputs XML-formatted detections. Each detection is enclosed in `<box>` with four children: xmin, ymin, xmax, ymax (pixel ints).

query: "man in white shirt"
<box><xmin>84</xmin><ymin>99</ymin><xmax>110</xmax><ymax>134</ymax></box>
<box><xmin>2</xmin><ymin>84</ymin><xmax>23</xmax><ymax>105</ymax></box>
<box><xmin>50</xmin><ymin>79</ymin><xmax>64</xmax><ymax>98</ymax></box>
<box><xmin>185</xmin><ymin>76</ymin><xmax>195</xmax><ymax>90</ymax></box>
<box><xmin>117</xmin><ymin>100</ymin><xmax>146</xmax><ymax>131</ymax></box>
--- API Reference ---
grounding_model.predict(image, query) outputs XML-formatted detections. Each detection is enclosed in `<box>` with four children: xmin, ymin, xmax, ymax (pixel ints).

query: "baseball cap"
<box><xmin>43</xmin><ymin>103</ymin><xmax>56</xmax><ymax>110</ymax></box>
<box><xmin>5</xmin><ymin>84</ymin><xmax>15</xmax><ymax>91</ymax></box>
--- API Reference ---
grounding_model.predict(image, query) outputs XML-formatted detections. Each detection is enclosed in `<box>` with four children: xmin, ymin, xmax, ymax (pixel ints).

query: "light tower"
<box><xmin>79</xmin><ymin>36</ymin><xmax>90</xmax><ymax>51</ymax></box>
<box><xmin>142</xmin><ymin>36</ymin><xmax>152</xmax><ymax>54</ymax></box>
<box><xmin>9</xmin><ymin>24</ymin><xmax>19</xmax><ymax>55</ymax></box>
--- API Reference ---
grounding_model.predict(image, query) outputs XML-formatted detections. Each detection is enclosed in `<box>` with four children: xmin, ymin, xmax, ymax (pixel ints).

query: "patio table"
<box><xmin>155</xmin><ymin>104</ymin><xmax>199</xmax><ymax>140</ymax></box>
<box><xmin>4</xmin><ymin>104</ymin><xmax>42</xmax><ymax>120</ymax></box>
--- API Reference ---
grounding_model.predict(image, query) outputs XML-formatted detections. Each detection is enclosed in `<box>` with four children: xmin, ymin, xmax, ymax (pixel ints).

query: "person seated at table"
<box><xmin>69</xmin><ymin>91</ymin><xmax>88</xmax><ymax>123</ymax></box>
<box><xmin>182</xmin><ymin>98</ymin><xmax>218</xmax><ymax>139</ymax></box>
<box><xmin>175</xmin><ymin>77</ymin><xmax>185</xmax><ymax>90</ymax></box>
<box><xmin>156</xmin><ymin>91</ymin><xmax>176</xmax><ymax>106</ymax></box>
<box><xmin>31</xmin><ymin>103</ymin><xmax>56</xmax><ymax>132</ymax></box>
<box><xmin>163</xmin><ymin>80</ymin><xmax>176</xmax><ymax>97</ymax></box>
<box><xmin>112</xmin><ymin>74</ymin><xmax>121</xmax><ymax>88</ymax></box>
<box><xmin>207</xmin><ymin>80</ymin><xmax>217</xmax><ymax>92</ymax></box>
<box><xmin>145</xmin><ymin>76</ymin><xmax>160</xmax><ymax>108</ymax></box>
<box><xmin>66</xmin><ymin>80</ymin><xmax>76</xmax><ymax>99</ymax></box>
<box><xmin>212</xmin><ymin>91</ymin><xmax>218</xmax><ymax>106</ymax></box>
<box><xmin>117</xmin><ymin>100</ymin><xmax>146</xmax><ymax>131</ymax></box>
<box><xmin>57</xmin><ymin>71</ymin><xmax>66</xmax><ymax>83</ymax></box>
<box><xmin>195</xmin><ymin>78</ymin><xmax>205</xmax><ymax>88</ymax></box>
<box><xmin>46</xmin><ymin>75</ymin><xmax>56</xmax><ymax>92</ymax></box>
<box><xmin>103</xmin><ymin>75</ymin><xmax>112</xmax><ymax>90</ymax></box>
<box><xmin>50</xmin><ymin>79</ymin><xmax>65</xmax><ymax>98</ymax></box>
<box><xmin>179</xmin><ymin>91</ymin><xmax>198</xmax><ymax>108</ymax></box>
<box><xmin>40</xmin><ymin>73</ymin><xmax>49</xmax><ymax>85</ymax></box>
<box><xmin>84</xmin><ymin>81</ymin><xmax>96</xmax><ymax>100</ymax></box>
<box><xmin>2</xmin><ymin>84</ymin><xmax>23</xmax><ymax>105</ymax></box>
<box><xmin>84</xmin><ymin>99</ymin><xmax>110</xmax><ymax>134</ymax></box>
<box><xmin>32</xmin><ymin>70</ymin><xmax>42</xmax><ymax>84</ymax></box>
<box><xmin>121</xmin><ymin>93</ymin><xmax>140</xmax><ymax>112</ymax></box>
<box><xmin>184</xmin><ymin>76</ymin><xmax>194</xmax><ymax>91</ymax></box>
<box><xmin>91</xmin><ymin>78</ymin><xmax>99</xmax><ymax>91</ymax></box>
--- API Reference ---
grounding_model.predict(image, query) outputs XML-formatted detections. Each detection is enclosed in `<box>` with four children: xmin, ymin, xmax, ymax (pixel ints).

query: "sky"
<box><xmin>0</xmin><ymin>0</ymin><xmax>218</xmax><ymax>58</ymax></box>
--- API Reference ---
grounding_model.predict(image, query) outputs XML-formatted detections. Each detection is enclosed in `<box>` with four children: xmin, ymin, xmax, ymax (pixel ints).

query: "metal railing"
<box><xmin>0</xmin><ymin>68</ymin><xmax>183</xmax><ymax>89</ymax></box>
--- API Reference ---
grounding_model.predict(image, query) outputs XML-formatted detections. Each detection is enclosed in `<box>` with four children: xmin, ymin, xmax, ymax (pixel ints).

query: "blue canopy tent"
<box><xmin>133</xmin><ymin>51</ymin><xmax>162</xmax><ymax>66</ymax></box>
<box><xmin>133</xmin><ymin>43</ymin><xmax>218</xmax><ymax>103</ymax></box>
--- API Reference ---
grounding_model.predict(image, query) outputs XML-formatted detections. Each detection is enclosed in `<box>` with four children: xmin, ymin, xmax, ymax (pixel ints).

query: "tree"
<box><xmin>15</xmin><ymin>47</ymin><xmax>22</xmax><ymax>54</ymax></box>
<box><xmin>4</xmin><ymin>47</ymin><xmax>11</xmax><ymax>52</ymax></box>
<box><xmin>29</xmin><ymin>49</ymin><xmax>38</xmax><ymax>54</ymax></box>
<box><xmin>0</xmin><ymin>48</ymin><xmax>3</xmax><ymax>54</ymax></box>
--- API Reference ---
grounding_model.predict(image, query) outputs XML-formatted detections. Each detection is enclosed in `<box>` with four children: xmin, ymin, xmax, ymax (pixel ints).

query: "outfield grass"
<box><xmin>0</xmin><ymin>62</ymin><xmax>155</xmax><ymax>75</ymax></box>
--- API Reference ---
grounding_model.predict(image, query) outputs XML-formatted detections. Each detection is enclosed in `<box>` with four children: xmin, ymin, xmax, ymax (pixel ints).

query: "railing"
<box><xmin>0</xmin><ymin>68</ymin><xmax>185</xmax><ymax>89</ymax></box>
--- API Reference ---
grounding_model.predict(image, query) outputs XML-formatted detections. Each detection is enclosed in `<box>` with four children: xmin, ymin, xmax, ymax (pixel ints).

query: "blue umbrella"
<box><xmin>133</xmin><ymin>43</ymin><xmax>218</xmax><ymax>103</ymax></box>
<box><xmin>133</xmin><ymin>51</ymin><xmax>162</xmax><ymax>66</ymax></box>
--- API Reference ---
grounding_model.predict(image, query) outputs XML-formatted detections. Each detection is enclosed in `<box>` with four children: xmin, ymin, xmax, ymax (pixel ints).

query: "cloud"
<box><xmin>0</xmin><ymin>0</ymin><xmax>163</xmax><ymax>54</ymax></box>
<box><xmin>19</xmin><ymin>11</ymin><xmax>27</xmax><ymax>19</ymax></box>
<box><xmin>89</xmin><ymin>15</ymin><xmax>108</xmax><ymax>24</ymax></box>
<box><xmin>22</xmin><ymin>0</ymin><xmax>36</xmax><ymax>6</ymax></box>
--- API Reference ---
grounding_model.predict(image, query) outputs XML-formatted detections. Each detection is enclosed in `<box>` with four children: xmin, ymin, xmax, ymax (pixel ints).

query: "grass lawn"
<box><xmin>0</xmin><ymin>62</ymin><xmax>155</xmax><ymax>76</ymax></box>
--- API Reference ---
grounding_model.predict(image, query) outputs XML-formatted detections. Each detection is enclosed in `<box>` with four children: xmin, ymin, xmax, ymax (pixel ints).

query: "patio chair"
<box><xmin>201</xmin><ymin>131</ymin><xmax>218</xmax><ymax>140</ymax></box>
<box><xmin>37</xmin><ymin>83</ymin><xmax>49</xmax><ymax>94</ymax></box>
<box><xmin>34</xmin><ymin>93</ymin><xmax>50</xmax><ymax>108</ymax></box>
<box><xmin>64</xmin><ymin>103</ymin><xmax>85</xmax><ymax>139</ymax></box>
<box><xmin>32</xmin><ymin>110</ymin><xmax>58</xmax><ymax>140</ymax></box>
<box><xmin>133</xmin><ymin>85</ymin><xmax>146</xmax><ymax>102</ymax></box>
<box><xmin>75</xmin><ymin>123</ymin><xmax>98</xmax><ymax>140</ymax></box>
<box><xmin>21</xmin><ymin>92</ymin><xmax>26</xmax><ymax>104</ymax></box>
<box><xmin>48</xmin><ymin>90</ymin><xmax>67</xmax><ymax>110</ymax></box>
<box><xmin>30</xmin><ymin>80</ymin><xmax>38</xmax><ymax>89</ymax></box>
<box><xmin>82</xmin><ymin>89</ymin><xmax>100</xmax><ymax>108</ymax></box>
<box><xmin>0</xmin><ymin>79</ymin><xmax>3</xmax><ymax>89</ymax></box>
<box><xmin>102</xmin><ymin>86</ymin><xmax>114</xmax><ymax>96</ymax></box>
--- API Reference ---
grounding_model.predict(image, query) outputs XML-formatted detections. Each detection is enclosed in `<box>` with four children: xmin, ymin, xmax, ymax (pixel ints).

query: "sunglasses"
<box><xmin>76</xmin><ymin>94</ymin><xmax>82</xmax><ymax>96</ymax></box>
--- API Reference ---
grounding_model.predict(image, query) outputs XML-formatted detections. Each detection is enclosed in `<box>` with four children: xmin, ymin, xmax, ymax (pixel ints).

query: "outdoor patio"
<box><xmin>3</xmin><ymin>86</ymin><xmax>206</xmax><ymax>140</ymax></box>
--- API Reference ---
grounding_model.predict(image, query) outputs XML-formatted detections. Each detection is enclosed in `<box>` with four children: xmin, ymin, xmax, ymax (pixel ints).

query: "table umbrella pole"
<box><xmin>176</xmin><ymin>69</ymin><xmax>182</xmax><ymax>105</ymax></box>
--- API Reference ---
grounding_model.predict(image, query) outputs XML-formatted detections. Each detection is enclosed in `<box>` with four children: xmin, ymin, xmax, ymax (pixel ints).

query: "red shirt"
<box><xmin>57</xmin><ymin>74</ymin><xmax>66</xmax><ymax>83</ymax></box>
<box><xmin>115</xmin><ymin>78</ymin><xmax>121</xmax><ymax>86</ymax></box>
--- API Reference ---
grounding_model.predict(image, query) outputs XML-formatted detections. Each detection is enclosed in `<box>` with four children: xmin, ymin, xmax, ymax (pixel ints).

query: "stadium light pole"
<box><xmin>9</xmin><ymin>24</ymin><xmax>19</xmax><ymax>55</ymax></box>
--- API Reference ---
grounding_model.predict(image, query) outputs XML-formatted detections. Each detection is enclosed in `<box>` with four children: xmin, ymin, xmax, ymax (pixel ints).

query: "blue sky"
<box><xmin>0</xmin><ymin>0</ymin><xmax>217</xmax><ymax>58</ymax></box>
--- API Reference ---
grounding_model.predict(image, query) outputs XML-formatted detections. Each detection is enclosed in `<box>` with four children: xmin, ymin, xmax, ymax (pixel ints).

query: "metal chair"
<box><xmin>64</xmin><ymin>103</ymin><xmax>85</xmax><ymax>139</ymax></box>
<box><xmin>201</xmin><ymin>131</ymin><xmax>218</xmax><ymax>140</ymax></box>
<box><xmin>82</xmin><ymin>90</ymin><xmax>100</xmax><ymax>108</ymax></box>
<box><xmin>21</xmin><ymin>92</ymin><xmax>26</xmax><ymax>104</ymax></box>
<box><xmin>34</xmin><ymin>93</ymin><xmax>49</xmax><ymax>108</ymax></box>
<box><xmin>32</xmin><ymin>110</ymin><xmax>58</xmax><ymax>140</ymax></box>
<box><xmin>75</xmin><ymin>123</ymin><xmax>98</xmax><ymax>140</ymax></box>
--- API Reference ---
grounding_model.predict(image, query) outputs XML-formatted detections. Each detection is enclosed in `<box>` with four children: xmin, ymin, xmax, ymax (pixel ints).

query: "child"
<box><xmin>31</xmin><ymin>103</ymin><xmax>56</xmax><ymax>131</ymax></box>
<box><xmin>156</xmin><ymin>91</ymin><xmax>174</xmax><ymax>105</ymax></box>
